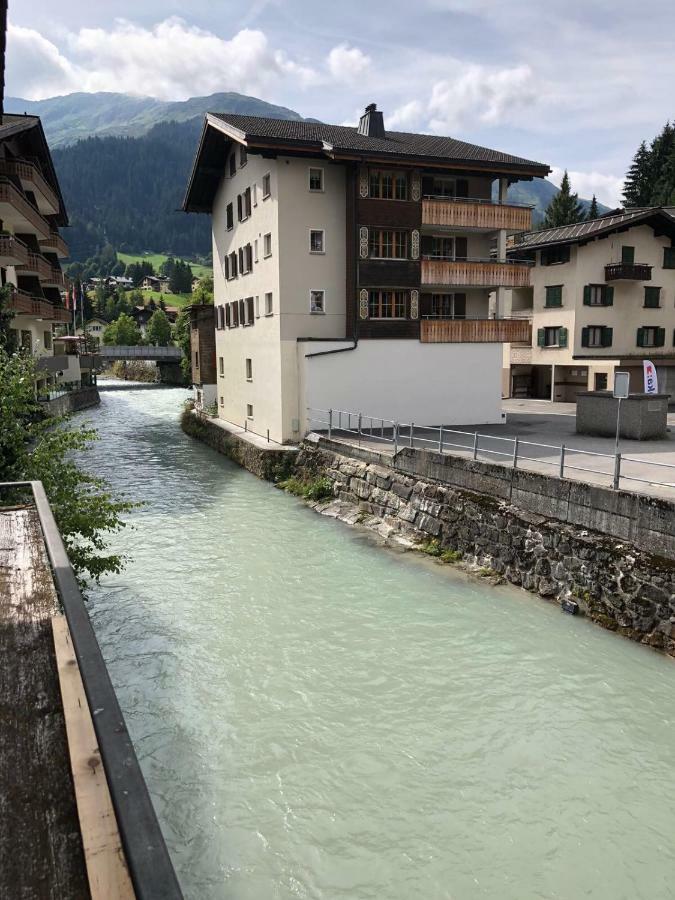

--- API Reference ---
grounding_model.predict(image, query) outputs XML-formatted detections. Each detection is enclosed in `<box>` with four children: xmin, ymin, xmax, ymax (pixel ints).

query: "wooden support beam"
<box><xmin>52</xmin><ymin>615</ymin><xmax>136</xmax><ymax>900</ymax></box>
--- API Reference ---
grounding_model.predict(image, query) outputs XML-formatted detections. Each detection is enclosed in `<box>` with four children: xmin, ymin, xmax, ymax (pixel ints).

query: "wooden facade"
<box><xmin>422</xmin><ymin>198</ymin><xmax>532</xmax><ymax>232</ymax></box>
<box><xmin>420</xmin><ymin>318</ymin><xmax>532</xmax><ymax>343</ymax></box>
<box><xmin>421</xmin><ymin>258</ymin><xmax>532</xmax><ymax>288</ymax></box>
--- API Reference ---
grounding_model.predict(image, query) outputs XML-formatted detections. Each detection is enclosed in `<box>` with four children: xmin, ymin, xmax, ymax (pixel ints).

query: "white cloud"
<box><xmin>428</xmin><ymin>64</ymin><xmax>536</xmax><ymax>132</ymax></box>
<box><xmin>326</xmin><ymin>44</ymin><xmax>371</xmax><ymax>83</ymax></box>
<box><xmin>549</xmin><ymin>166</ymin><xmax>624</xmax><ymax>208</ymax></box>
<box><xmin>387</xmin><ymin>100</ymin><xmax>426</xmax><ymax>132</ymax></box>
<box><xmin>7</xmin><ymin>17</ymin><xmax>317</xmax><ymax>101</ymax></box>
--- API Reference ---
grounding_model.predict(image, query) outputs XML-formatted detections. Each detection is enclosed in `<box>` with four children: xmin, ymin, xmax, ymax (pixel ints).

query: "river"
<box><xmin>80</xmin><ymin>385</ymin><xmax>675</xmax><ymax>900</ymax></box>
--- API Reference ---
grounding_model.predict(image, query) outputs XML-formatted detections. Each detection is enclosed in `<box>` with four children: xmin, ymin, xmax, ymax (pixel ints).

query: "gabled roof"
<box><xmin>510</xmin><ymin>207</ymin><xmax>675</xmax><ymax>254</ymax></box>
<box><xmin>183</xmin><ymin>111</ymin><xmax>550</xmax><ymax>213</ymax></box>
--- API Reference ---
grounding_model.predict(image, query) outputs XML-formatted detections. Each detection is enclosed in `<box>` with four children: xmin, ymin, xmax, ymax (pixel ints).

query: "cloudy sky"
<box><xmin>8</xmin><ymin>1</ymin><xmax>675</xmax><ymax>205</ymax></box>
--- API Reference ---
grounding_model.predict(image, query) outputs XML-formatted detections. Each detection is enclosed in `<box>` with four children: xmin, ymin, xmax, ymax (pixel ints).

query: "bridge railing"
<box><xmin>98</xmin><ymin>345</ymin><xmax>182</xmax><ymax>360</ymax></box>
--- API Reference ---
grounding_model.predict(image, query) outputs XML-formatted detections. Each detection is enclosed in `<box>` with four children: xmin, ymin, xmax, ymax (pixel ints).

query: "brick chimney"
<box><xmin>358</xmin><ymin>103</ymin><xmax>385</xmax><ymax>139</ymax></box>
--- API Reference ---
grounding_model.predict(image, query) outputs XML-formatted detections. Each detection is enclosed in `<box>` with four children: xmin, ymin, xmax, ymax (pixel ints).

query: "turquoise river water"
<box><xmin>80</xmin><ymin>385</ymin><xmax>675</xmax><ymax>900</ymax></box>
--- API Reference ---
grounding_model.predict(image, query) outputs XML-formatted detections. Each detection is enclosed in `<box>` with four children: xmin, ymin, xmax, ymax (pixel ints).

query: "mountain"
<box><xmin>498</xmin><ymin>179</ymin><xmax>610</xmax><ymax>224</ymax></box>
<box><xmin>5</xmin><ymin>91</ymin><xmax>305</xmax><ymax>148</ymax></box>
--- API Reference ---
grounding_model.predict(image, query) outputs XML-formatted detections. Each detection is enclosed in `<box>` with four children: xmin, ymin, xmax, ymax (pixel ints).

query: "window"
<box><xmin>253</xmin><ymin>183</ymin><xmax>258</xmax><ymax>207</ymax></box>
<box><xmin>228</xmin><ymin>154</ymin><xmax>236</xmax><ymax>177</ymax></box>
<box><xmin>20</xmin><ymin>330</ymin><xmax>31</xmax><ymax>351</ymax></box>
<box><xmin>425</xmin><ymin>235</ymin><xmax>468</xmax><ymax>260</ymax></box>
<box><xmin>595</xmin><ymin>373</ymin><xmax>608</xmax><ymax>391</ymax></box>
<box><xmin>215</xmin><ymin>305</ymin><xmax>223</xmax><ymax>329</ymax></box>
<box><xmin>239</xmin><ymin>244</ymin><xmax>253</xmax><ymax>275</ymax></box>
<box><xmin>581</xmin><ymin>325</ymin><xmax>613</xmax><ymax>348</ymax></box>
<box><xmin>245</xmin><ymin>358</ymin><xmax>253</xmax><ymax>381</ymax></box>
<box><xmin>637</xmin><ymin>326</ymin><xmax>665</xmax><ymax>348</ymax></box>
<box><xmin>310</xmin><ymin>290</ymin><xmax>325</xmax><ymax>314</ymax></box>
<box><xmin>263</xmin><ymin>233</ymin><xmax>272</xmax><ymax>257</ymax></box>
<box><xmin>229</xmin><ymin>251</ymin><xmax>238</xmax><ymax>278</ymax></box>
<box><xmin>231</xmin><ymin>300</ymin><xmax>239</xmax><ymax>327</ymax></box>
<box><xmin>545</xmin><ymin>285</ymin><xmax>563</xmax><ymax>307</ymax></box>
<box><xmin>262</xmin><ymin>173</ymin><xmax>271</xmax><ymax>198</ymax></box>
<box><xmin>247</xmin><ymin>404</ymin><xmax>254</xmax><ymax>419</ymax></box>
<box><xmin>583</xmin><ymin>284</ymin><xmax>613</xmax><ymax>306</ymax></box>
<box><xmin>255</xmin><ymin>295</ymin><xmax>260</xmax><ymax>318</ymax></box>
<box><xmin>428</xmin><ymin>176</ymin><xmax>468</xmax><ymax>198</ymax></box>
<box><xmin>220</xmin><ymin>395</ymin><xmax>224</xmax><ymax>407</ymax></box>
<box><xmin>219</xmin><ymin>357</ymin><xmax>224</xmax><ymax>376</ymax></box>
<box><xmin>309</xmin><ymin>167</ymin><xmax>324</xmax><ymax>191</ymax></box>
<box><xmin>245</xmin><ymin>296</ymin><xmax>255</xmax><ymax>324</ymax></box>
<box><xmin>226</xmin><ymin>203</ymin><xmax>233</xmax><ymax>230</ymax></box>
<box><xmin>244</xmin><ymin>187</ymin><xmax>251</xmax><ymax>218</ymax></box>
<box><xmin>644</xmin><ymin>286</ymin><xmax>661</xmax><ymax>308</ymax></box>
<box><xmin>225</xmin><ymin>304</ymin><xmax>231</xmax><ymax>327</ymax></box>
<box><xmin>430</xmin><ymin>293</ymin><xmax>466</xmax><ymax>319</ymax></box>
<box><xmin>541</xmin><ymin>245</ymin><xmax>571</xmax><ymax>266</ymax></box>
<box><xmin>239</xmin><ymin>145</ymin><xmax>247</xmax><ymax>167</ymax></box>
<box><xmin>537</xmin><ymin>326</ymin><xmax>568</xmax><ymax>348</ymax></box>
<box><xmin>237</xmin><ymin>194</ymin><xmax>243</xmax><ymax>221</ymax></box>
<box><xmin>621</xmin><ymin>245</ymin><xmax>635</xmax><ymax>264</ymax></box>
<box><xmin>664</xmin><ymin>247</ymin><xmax>675</xmax><ymax>269</ymax></box>
<box><xmin>369</xmin><ymin>169</ymin><xmax>407</xmax><ymax>200</ymax></box>
<box><xmin>368</xmin><ymin>290</ymin><xmax>407</xmax><ymax>319</ymax></box>
<box><xmin>369</xmin><ymin>229</ymin><xmax>408</xmax><ymax>259</ymax></box>
<box><xmin>239</xmin><ymin>298</ymin><xmax>246</xmax><ymax>325</ymax></box>
<box><xmin>254</xmin><ymin>239</ymin><xmax>259</xmax><ymax>263</ymax></box>
<box><xmin>194</xmin><ymin>351</ymin><xmax>199</xmax><ymax>369</ymax></box>
<box><xmin>43</xmin><ymin>330</ymin><xmax>52</xmax><ymax>350</ymax></box>
<box><xmin>265</xmin><ymin>292</ymin><xmax>273</xmax><ymax>315</ymax></box>
<box><xmin>309</xmin><ymin>229</ymin><xmax>325</xmax><ymax>253</ymax></box>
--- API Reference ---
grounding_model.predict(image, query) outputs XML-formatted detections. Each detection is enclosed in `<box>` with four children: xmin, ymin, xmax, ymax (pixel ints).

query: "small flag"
<box><xmin>643</xmin><ymin>360</ymin><xmax>658</xmax><ymax>394</ymax></box>
<box><xmin>64</xmin><ymin>287</ymin><xmax>71</xmax><ymax>310</ymax></box>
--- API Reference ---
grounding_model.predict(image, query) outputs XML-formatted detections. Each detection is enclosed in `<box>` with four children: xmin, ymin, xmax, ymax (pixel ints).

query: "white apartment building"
<box><xmin>183</xmin><ymin>105</ymin><xmax>549</xmax><ymax>443</ymax></box>
<box><xmin>505</xmin><ymin>208</ymin><xmax>675</xmax><ymax>400</ymax></box>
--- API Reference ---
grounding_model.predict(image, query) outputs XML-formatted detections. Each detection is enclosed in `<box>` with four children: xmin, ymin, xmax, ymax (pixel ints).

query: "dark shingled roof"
<box><xmin>209</xmin><ymin>112</ymin><xmax>549</xmax><ymax>171</ymax></box>
<box><xmin>510</xmin><ymin>208</ymin><xmax>675</xmax><ymax>252</ymax></box>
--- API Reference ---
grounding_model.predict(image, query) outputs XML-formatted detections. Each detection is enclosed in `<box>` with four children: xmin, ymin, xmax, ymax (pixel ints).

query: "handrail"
<box><xmin>0</xmin><ymin>481</ymin><xmax>183</xmax><ymax>899</ymax></box>
<box><xmin>422</xmin><ymin>194</ymin><xmax>535</xmax><ymax>208</ymax></box>
<box><xmin>422</xmin><ymin>254</ymin><xmax>534</xmax><ymax>266</ymax></box>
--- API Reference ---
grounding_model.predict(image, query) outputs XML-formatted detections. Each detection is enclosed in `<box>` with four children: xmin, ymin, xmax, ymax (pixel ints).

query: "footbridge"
<box><xmin>98</xmin><ymin>345</ymin><xmax>182</xmax><ymax>361</ymax></box>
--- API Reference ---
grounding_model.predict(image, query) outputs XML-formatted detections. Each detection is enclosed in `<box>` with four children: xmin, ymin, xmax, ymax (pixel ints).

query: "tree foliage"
<box><xmin>192</xmin><ymin>276</ymin><xmax>214</xmax><ymax>305</ymax></box>
<box><xmin>623</xmin><ymin>124</ymin><xmax>675</xmax><ymax>207</ymax></box>
<box><xmin>146</xmin><ymin>308</ymin><xmax>172</xmax><ymax>346</ymax></box>
<box><xmin>543</xmin><ymin>171</ymin><xmax>584</xmax><ymax>228</ymax></box>
<box><xmin>587</xmin><ymin>195</ymin><xmax>599</xmax><ymax>220</ymax></box>
<box><xmin>103</xmin><ymin>313</ymin><xmax>142</xmax><ymax>346</ymax></box>
<box><xmin>173</xmin><ymin>309</ymin><xmax>192</xmax><ymax>378</ymax></box>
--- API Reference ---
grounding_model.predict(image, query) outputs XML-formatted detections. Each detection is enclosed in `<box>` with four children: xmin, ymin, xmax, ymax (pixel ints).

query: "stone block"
<box><xmin>350</xmin><ymin>477</ymin><xmax>371</xmax><ymax>500</ymax></box>
<box><xmin>417</xmin><ymin>514</ymin><xmax>442</xmax><ymax>537</ymax></box>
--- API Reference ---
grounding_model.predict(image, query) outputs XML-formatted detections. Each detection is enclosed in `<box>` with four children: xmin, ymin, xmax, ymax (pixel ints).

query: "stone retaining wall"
<box><xmin>39</xmin><ymin>386</ymin><xmax>100</xmax><ymax>417</ymax></box>
<box><xmin>294</xmin><ymin>439</ymin><xmax>675</xmax><ymax>657</ymax></box>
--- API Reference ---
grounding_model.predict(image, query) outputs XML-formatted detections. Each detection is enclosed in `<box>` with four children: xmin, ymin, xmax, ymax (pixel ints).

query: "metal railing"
<box><xmin>0</xmin><ymin>481</ymin><xmax>182</xmax><ymax>898</ymax></box>
<box><xmin>306</xmin><ymin>407</ymin><xmax>675</xmax><ymax>495</ymax></box>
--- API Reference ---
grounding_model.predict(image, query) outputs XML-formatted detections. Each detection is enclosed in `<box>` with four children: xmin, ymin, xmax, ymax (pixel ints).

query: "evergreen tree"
<box><xmin>146</xmin><ymin>309</ymin><xmax>172</xmax><ymax>346</ymax></box>
<box><xmin>587</xmin><ymin>195</ymin><xmax>599</xmax><ymax>220</ymax></box>
<box><xmin>623</xmin><ymin>140</ymin><xmax>653</xmax><ymax>207</ymax></box>
<box><xmin>543</xmin><ymin>171</ymin><xmax>584</xmax><ymax>228</ymax></box>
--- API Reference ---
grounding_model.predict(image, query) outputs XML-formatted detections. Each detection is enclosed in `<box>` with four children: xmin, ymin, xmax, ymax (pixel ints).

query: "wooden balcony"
<box><xmin>421</xmin><ymin>257</ymin><xmax>532</xmax><ymax>288</ymax></box>
<box><xmin>39</xmin><ymin>230</ymin><xmax>69</xmax><ymax>258</ymax></box>
<box><xmin>7</xmin><ymin>288</ymin><xmax>70</xmax><ymax>322</ymax></box>
<box><xmin>420</xmin><ymin>318</ymin><xmax>532</xmax><ymax>343</ymax></box>
<box><xmin>42</xmin><ymin>266</ymin><xmax>66</xmax><ymax>289</ymax></box>
<box><xmin>422</xmin><ymin>198</ymin><xmax>532</xmax><ymax>231</ymax></box>
<box><xmin>605</xmin><ymin>262</ymin><xmax>652</xmax><ymax>281</ymax></box>
<box><xmin>0</xmin><ymin>233</ymin><xmax>30</xmax><ymax>266</ymax></box>
<box><xmin>0</xmin><ymin>159</ymin><xmax>59</xmax><ymax>214</ymax></box>
<box><xmin>17</xmin><ymin>250</ymin><xmax>52</xmax><ymax>281</ymax></box>
<box><xmin>0</xmin><ymin>180</ymin><xmax>50</xmax><ymax>239</ymax></box>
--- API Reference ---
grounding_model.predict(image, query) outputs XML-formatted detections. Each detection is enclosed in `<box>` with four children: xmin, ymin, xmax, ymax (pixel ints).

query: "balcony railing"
<box><xmin>420</xmin><ymin>317</ymin><xmax>532</xmax><ymax>343</ymax></box>
<box><xmin>0</xmin><ymin>179</ymin><xmax>50</xmax><ymax>238</ymax></box>
<box><xmin>0</xmin><ymin>159</ymin><xmax>59</xmax><ymax>213</ymax></box>
<box><xmin>421</xmin><ymin>256</ymin><xmax>532</xmax><ymax>288</ymax></box>
<box><xmin>17</xmin><ymin>250</ymin><xmax>52</xmax><ymax>281</ymax></box>
<box><xmin>0</xmin><ymin>233</ymin><xmax>30</xmax><ymax>266</ymax></box>
<box><xmin>605</xmin><ymin>262</ymin><xmax>652</xmax><ymax>281</ymax></box>
<box><xmin>422</xmin><ymin>197</ymin><xmax>532</xmax><ymax>232</ymax></box>
<box><xmin>7</xmin><ymin>288</ymin><xmax>71</xmax><ymax>322</ymax></box>
<box><xmin>42</xmin><ymin>266</ymin><xmax>66</xmax><ymax>288</ymax></box>
<box><xmin>36</xmin><ymin>354</ymin><xmax>71</xmax><ymax>374</ymax></box>
<box><xmin>39</xmin><ymin>230</ymin><xmax>69</xmax><ymax>258</ymax></box>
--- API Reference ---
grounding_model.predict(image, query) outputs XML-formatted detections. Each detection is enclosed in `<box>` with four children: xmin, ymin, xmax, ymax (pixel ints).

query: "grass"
<box><xmin>278</xmin><ymin>476</ymin><xmax>334</xmax><ymax>502</ymax></box>
<box><xmin>131</xmin><ymin>289</ymin><xmax>192</xmax><ymax>309</ymax></box>
<box><xmin>118</xmin><ymin>251</ymin><xmax>212</xmax><ymax>279</ymax></box>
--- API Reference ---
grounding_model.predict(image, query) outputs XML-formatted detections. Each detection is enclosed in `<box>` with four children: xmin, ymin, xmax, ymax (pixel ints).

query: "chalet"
<box><xmin>183</xmin><ymin>103</ymin><xmax>549</xmax><ymax>443</ymax></box>
<box><xmin>505</xmin><ymin>208</ymin><xmax>675</xmax><ymax>399</ymax></box>
<box><xmin>141</xmin><ymin>275</ymin><xmax>171</xmax><ymax>293</ymax></box>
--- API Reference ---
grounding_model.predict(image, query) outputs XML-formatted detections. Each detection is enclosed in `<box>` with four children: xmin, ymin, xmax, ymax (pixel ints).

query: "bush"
<box><xmin>278</xmin><ymin>476</ymin><xmax>333</xmax><ymax>502</ymax></box>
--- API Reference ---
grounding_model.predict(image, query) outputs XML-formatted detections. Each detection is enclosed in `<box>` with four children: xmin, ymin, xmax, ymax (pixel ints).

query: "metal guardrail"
<box><xmin>99</xmin><ymin>345</ymin><xmax>182</xmax><ymax>360</ymax></box>
<box><xmin>0</xmin><ymin>481</ymin><xmax>183</xmax><ymax>899</ymax></box>
<box><xmin>306</xmin><ymin>407</ymin><xmax>675</xmax><ymax>494</ymax></box>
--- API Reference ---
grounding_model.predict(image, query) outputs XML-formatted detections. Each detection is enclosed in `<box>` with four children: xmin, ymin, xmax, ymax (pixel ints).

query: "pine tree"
<box><xmin>587</xmin><ymin>195</ymin><xmax>599</xmax><ymax>220</ymax></box>
<box><xmin>543</xmin><ymin>171</ymin><xmax>584</xmax><ymax>228</ymax></box>
<box><xmin>623</xmin><ymin>141</ymin><xmax>653</xmax><ymax>207</ymax></box>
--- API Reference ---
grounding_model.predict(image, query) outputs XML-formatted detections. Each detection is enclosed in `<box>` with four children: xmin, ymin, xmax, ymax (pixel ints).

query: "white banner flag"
<box><xmin>643</xmin><ymin>359</ymin><xmax>658</xmax><ymax>394</ymax></box>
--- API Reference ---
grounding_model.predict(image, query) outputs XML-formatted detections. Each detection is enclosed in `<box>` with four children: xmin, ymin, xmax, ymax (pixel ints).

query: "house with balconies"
<box><xmin>0</xmin><ymin>113</ymin><xmax>71</xmax><ymax>390</ymax></box>
<box><xmin>505</xmin><ymin>208</ymin><xmax>675</xmax><ymax>400</ymax></box>
<box><xmin>182</xmin><ymin>104</ymin><xmax>549</xmax><ymax>443</ymax></box>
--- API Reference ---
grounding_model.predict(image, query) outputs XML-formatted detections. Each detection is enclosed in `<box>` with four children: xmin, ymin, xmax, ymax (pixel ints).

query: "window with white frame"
<box><xmin>263</xmin><ymin>233</ymin><xmax>272</xmax><ymax>257</ymax></box>
<box><xmin>252</xmin><ymin>183</ymin><xmax>258</xmax><ymax>206</ymax></box>
<box><xmin>245</xmin><ymin>358</ymin><xmax>253</xmax><ymax>381</ymax></box>
<box><xmin>219</xmin><ymin>357</ymin><xmax>224</xmax><ymax>376</ymax></box>
<box><xmin>254</xmin><ymin>239</ymin><xmax>259</xmax><ymax>262</ymax></box>
<box><xmin>247</xmin><ymin>404</ymin><xmax>254</xmax><ymax>419</ymax></box>
<box><xmin>262</xmin><ymin>173</ymin><xmax>271</xmax><ymax>198</ymax></box>
<box><xmin>309</xmin><ymin>167</ymin><xmax>324</xmax><ymax>191</ymax></box>
<box><xmin>265</xmin><ymin>292</ymin><xmax>273</xmax><ymax>315</ymax></box>
<box><xmin>310</xmin><ymin>290</ymin><xmax>325</xmax><ymax>314</ymax></box>
<box><xmin>255</xmin><ymin>295</ymin><xmax>260</xmax><ymax>318</ymax></box>
<box><xmin>309</xmin><ymin>229</ymin><xmax>325</xmax><ymax>253</ymax></box>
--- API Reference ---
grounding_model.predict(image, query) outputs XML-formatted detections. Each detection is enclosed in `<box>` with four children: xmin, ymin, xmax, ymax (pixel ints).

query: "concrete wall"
<box><xmin>39</xmin><ymin>386</ymin><xmax>100</xmax><ymax>417</ymax></box>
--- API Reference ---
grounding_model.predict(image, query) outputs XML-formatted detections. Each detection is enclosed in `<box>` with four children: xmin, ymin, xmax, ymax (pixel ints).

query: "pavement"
<box><xmin>323</xmin><ymin>399</ymin><xmax>675</xmax><ymax>500</ymax></box>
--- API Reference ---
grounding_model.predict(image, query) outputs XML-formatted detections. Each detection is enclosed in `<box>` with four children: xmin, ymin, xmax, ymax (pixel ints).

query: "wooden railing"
<box><xmin>0</xmin><ymin>233</ymin><xmax>29</xmax><ymax>266</ymax></box>
<box><xmin>605</xmin><ymin>262</ymin><xmax>652</xmax><ymax>281</ymax></box>
<box><xmin>0</xmin><ymin>159</ymin><xmax>59</xmax><ymax>212</ymax></box>
<box><xmin>39</xmin><ymin>230</ymin><xmax>69</xmax><ymax>258</ymax></box>
<box><xmin>420</xmin><ymin>318</ymin><xmax>532</xmax><ymax>343</ymax></box>
<box><xmin>7</xmin><ymin>288</ymin><xmax>70</xmax><ymax>322</ymax></box>
<box><xmin>0</xmin><ymin>180</ymin><xmax>50</xmax><ymax>238</ymax></box>
<box><xmin>422</xmin><ymin>198</ymin><xmax>532</xmax><ymax>231</ymax></box>
<box><xmin>17</xmin><ymin>250</ymin><xmax>52</xmax><ymax>281</ymax></box>
<box><xmin>43</xmin><ymin>266</ymin><xmax>66</xmax><ymax>288</ymax></box>
<box><xmin>421</xmin><ymin>258</ymin><xmax>532</xmax><ymax>287</ymax></box>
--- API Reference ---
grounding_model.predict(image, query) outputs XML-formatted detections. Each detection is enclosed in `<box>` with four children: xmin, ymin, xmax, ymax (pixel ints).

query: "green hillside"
<box><xmin>117</xmin><ymin>252</ymin><xmax>211</xmax><ymax>279</ymax></box>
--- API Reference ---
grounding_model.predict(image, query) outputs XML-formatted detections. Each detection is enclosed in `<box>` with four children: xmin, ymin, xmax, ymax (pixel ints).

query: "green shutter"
<box><xmin>656</xmin><ymin>327</ymin><xmax>666</xmax><ymax>347</ymax></box>
<box><xmin>581</xmin><ymin>326</ymin><xmax>589</xmax><ymax>347</ymax></box>
<box><xmin>621</xmin><ymin>245</ymin><xmax>635</xmax><ymax>264</ymax></box>
<box><xmin>644</xmin><ymin>286</ymin><xmax>661</xmax><ymax>308</ymax></box>
<box><xmin>664</xmin><ymin>247</ymin><xmax>675</xmax><ymax>269</ymax></box>
<box><xmin>537</xmin><ymin>328</ymin><xmax>545</xmax><ymax>347</ymax></box>
<box><xmin>604</xmin><ymin>285</ymin><xmax>614</xmax><ymax>306</ymax></box>
<box><xmin>546</xmin><ymin>285</ymin><xmax>562</xmax><ymax>307</ymax></box>
<box><xmin>637</xmin><ymin>327</ymin><xmax>645</xmax><ymax>347</ymax></box>
<box><xmin>601</xmin><ymin>327</ymin><xmax>613</xmax><ymax>348</ymax></box>
<box><xmin>558</xmin><ymin>328</ymin><xmax>568</xmax><ymax>348</ymax></box>
<box><xmin>583</xmin><ymin>285</ymin><xmax>591</xmax><ymax>305</ymax></box>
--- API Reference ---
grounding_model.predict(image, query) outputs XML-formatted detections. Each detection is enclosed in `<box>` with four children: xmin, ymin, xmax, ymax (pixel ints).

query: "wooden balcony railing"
<box><xmin>7</xmin><ymin>288</ymin><xmax>70</xmax><ymax>322</ymax></box>
<box><xmin>421</xmin><ymin>257</ymin><xmax>532</xmax><ymax>288</ymax></box>
<box><xmin>605</xmin><ymin>262</ymin><xmax>652</xmax><ymax>281</ymax></box>
<box><xmin>0</xmin><ymin>233</ymin><xmax>30</xmax><ymax>266</ymax></box>
<box><xmin>0</xmin><ymin>180</ymin><xmax>50</xmax><ymax>238</ymax></box>
<box><xmin>422</xmin><ymin>198</ymin><xmax>532</xmax><ymax>231</ymax></box>
<box><xmin>39</xmin><ymin>230</ymin><xmax>69</xmax><ymax>258</ymax></box>
<box><xmin>42</xmin><ymin>266</ymin><xmax>66</xmax><ymax>288</ymax></box>
<box><xmin>17</xmin><ymin>250</ymin><xmax>52</xmax><ymax>281</ymax></box>
<box><xmin>0</xmin><ymin>159</ymin><xmax>59</xmax><ymax>213</ymax></box>
<box><xmin>420</xmin><ymin>317</ymin><xmax>532</xmax><ymax>343</ymax></box>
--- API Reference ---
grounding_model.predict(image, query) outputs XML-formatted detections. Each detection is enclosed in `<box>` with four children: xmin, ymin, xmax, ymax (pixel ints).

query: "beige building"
<box><xmin>504</xmin><ymin>208</ymin><xmax>675</xmax><ymax>400</ymax></box>
<box><xmin>183</xmin><ymin>106</ymin><xmax>549</xmax><ymax>443</ymax></box>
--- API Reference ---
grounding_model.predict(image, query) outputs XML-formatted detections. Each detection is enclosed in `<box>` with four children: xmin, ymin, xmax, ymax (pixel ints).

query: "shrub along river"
<box><xmin>81</xmin><ymin>384</ymin><xmax>675</xmax><ymax>899</ymax></box>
